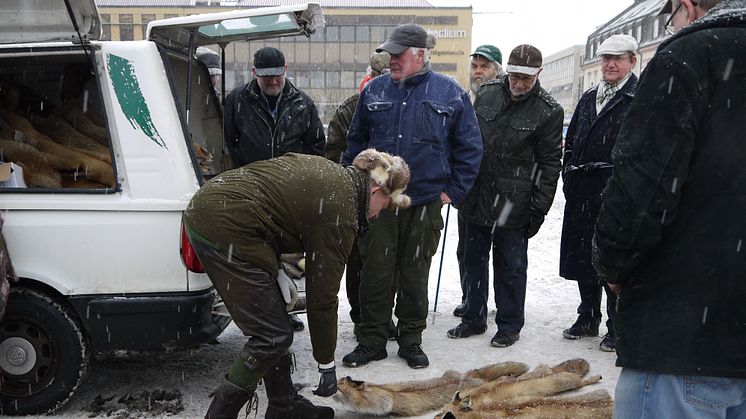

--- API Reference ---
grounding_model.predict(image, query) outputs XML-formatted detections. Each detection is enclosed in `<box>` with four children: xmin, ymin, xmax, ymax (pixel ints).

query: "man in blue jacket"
<box><xmin>341</xmin><ymin>23</ymin><xmax>483</xmax><ymax>369</ymax></box>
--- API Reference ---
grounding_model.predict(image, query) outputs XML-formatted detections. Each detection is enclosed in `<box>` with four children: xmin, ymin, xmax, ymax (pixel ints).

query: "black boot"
<box><xmin>562</xmin><ymin>315</ymin><xmax>601</xmax><ymax>339</ymax></box>
<box><xmin>263</xmin><ymin>354</ymin><xmax>334</xmax><ymax>419</ymax></box>
<box><xmin>205</xmin><ymin>379</ymin><xmax>257</xmax><ymax>419</ymax></box>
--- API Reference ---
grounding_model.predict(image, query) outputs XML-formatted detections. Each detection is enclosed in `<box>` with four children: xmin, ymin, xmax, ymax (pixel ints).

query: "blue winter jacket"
<box><xmin>341</xmin><ymin>67</ymin><xmax>483</xmax><ymax>206</ymax></box>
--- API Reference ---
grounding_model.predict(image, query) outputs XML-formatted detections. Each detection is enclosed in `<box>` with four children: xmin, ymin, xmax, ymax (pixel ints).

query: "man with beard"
<box><xmin>447</xmin><ymin>44</ymin><xmax>563</xmax><ymax>348</ymax></box>
<box><xmin>559</xmin><ymin>34</ymin><xmax>639</xmax><ymax>352</ymax></box>
<box><xmin>453</xmin><ymin>44</ymin><xmax>504</xmax><ymax>318</ymax></box>
<box><xmin>593</xmin><ymin>0</ymin><xmax>746</xmax><ymax>416</ymax></box>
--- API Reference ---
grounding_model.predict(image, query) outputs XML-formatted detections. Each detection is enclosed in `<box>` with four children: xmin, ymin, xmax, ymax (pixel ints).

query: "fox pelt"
<box><xmin>334</xmin><ymin>361</ymin><xmax>529</xmax><ymax>416</ymax></box>
<box><xmin>434</xmin><ymin>359</ymin><xmax>612</xmax><ymax>419</ymax></box>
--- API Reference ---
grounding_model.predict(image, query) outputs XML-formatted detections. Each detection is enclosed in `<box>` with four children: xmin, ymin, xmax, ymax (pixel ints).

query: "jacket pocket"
<box><xmin>366</xmin><ymin>101</ymin><xmax>394</xmax><ymax>145</ymax></box>
<box><xmin>416</xmin><ymin>101</ymin><xmax>454</xmax><ymax>145</ymax></box>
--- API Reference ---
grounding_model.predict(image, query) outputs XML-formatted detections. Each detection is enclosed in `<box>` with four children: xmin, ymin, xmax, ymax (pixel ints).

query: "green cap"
<box><xmin>471</xmin><ymin>44</ymin><xmax>502</xmax><ymax>65</ymax></box>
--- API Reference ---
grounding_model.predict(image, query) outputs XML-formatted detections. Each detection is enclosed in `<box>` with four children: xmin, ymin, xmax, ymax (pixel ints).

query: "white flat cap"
<box><xmin>597</xmin><ymin>34</ymin><xmax>639</xmax><ymax>56</ymax></box>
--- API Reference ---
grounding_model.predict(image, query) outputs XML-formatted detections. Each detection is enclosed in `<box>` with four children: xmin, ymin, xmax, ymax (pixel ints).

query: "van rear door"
<box><xmin>0</xmin><ymin>0</ymin><xmax>99</xmax><ymax>44</ymax></box>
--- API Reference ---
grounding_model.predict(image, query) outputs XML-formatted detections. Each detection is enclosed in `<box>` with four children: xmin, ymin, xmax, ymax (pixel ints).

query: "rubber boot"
<box><xmin>263</xmin><ymin>354</ymin><xmax>334</xmax><ymax>419</ymax></box>
<box><xmin>205</xmin><ymin>378</ymin><xmax>257</xmax><ymax>419</ymax></box>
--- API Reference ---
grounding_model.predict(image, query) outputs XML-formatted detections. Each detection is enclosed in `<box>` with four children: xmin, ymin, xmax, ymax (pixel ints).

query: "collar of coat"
<box><xmin>345</xmin><ymin>166</ymin><xmax>371</xmax><ymax>235</ymax></box>
<box><xmin>391</xmin><ymin>61</ymin><xmax>432</xmax><ymax>88</ymax></box>
<box><xmin>659</xmin><ymin>0</ymin><xmax>746</xmax><ymax>50</ymax></box>
<box><xmin>244</xmin><ymin>78</ymin><xmax>300</xmax><ymax>105</ymax></box>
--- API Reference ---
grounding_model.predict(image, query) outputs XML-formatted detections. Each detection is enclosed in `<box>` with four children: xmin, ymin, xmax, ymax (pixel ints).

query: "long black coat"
<box><xmin>593</xmin><ymin>0</ymin><xmax>746</xmax><ymax>378</ymax></box>
<box><xmin>559</xmin><ymin>75</ymin><xmax>637</xmax><ymax>283</ymax></box>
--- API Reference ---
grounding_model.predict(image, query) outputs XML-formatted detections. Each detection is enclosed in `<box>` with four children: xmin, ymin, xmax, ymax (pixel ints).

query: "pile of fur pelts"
<box><xmin>334</xmin><ymin>358</ymin><xmax>612</xmax><ymax>418</ymax></box>
<box><xmin>0</xmin><ymin>98</ymin><xmax>114</xmax><ymax>189</ymax></box>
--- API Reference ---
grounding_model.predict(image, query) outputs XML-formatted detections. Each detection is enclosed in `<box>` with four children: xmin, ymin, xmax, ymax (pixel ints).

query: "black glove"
<box><xmin>526</xmin><ymin>208</ymin><xmax>545</xmax><ymax>238</ymax></box>
<box><xmin>312</xmin><ymin>366</ymin><xmax>337</xmax><ymax>397</ymax></box>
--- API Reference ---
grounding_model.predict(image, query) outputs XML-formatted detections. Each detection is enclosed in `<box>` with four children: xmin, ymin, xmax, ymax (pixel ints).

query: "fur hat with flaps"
<box><xmin>352</xmin><ymin>149</ymin><xmax>412</xmax><ymax>209</ymax></box>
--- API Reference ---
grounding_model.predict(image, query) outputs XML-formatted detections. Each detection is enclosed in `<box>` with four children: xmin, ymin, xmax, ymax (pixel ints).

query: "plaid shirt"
<box><xmin>596</xmin><ymin>72</ymin><xmax>633</xmax><ymax>114</ymax></box>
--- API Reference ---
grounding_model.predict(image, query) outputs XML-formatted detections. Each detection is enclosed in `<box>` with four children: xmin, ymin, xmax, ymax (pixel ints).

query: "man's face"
<box><xmin>508</xmin><ymin>70</ymin><xmax>540</xmax><ymax>100</ymax></box>
<box><xmin>470</xmin><ymin>55</ymin><xmax>498</xmax><ymax>92</ymax></box>
<box><xmin>368</xmin><ymin>187</ymin><xmax>392</xmax><ymax>219</ymax></box>
<box><xmin>252</xmin><ymin>66</ymin><xmax>287</xmax><ymax>97</ymax></box>
<box><xmin>601</xmin><ymin>53</ymin><xmax>636</xmax><ymax>84</ymax></box>
<box><xmin>389</xmin><ymin>49</ymin><xmax>424</xmax><ymax>81</ymax></box>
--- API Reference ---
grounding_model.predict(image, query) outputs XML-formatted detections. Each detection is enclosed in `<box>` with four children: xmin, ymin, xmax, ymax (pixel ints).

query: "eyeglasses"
<box><xmin>665</xmin><ymin>0</ymin><xmax>698</xmax><ymax>35</ymax></box>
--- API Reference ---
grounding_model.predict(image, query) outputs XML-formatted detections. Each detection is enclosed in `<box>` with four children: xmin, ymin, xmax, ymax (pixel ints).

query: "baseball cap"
<box><xmin>505</xmin><ymin>44</ymin><xmax>543</xmax><ymax>76</ymax></box>
<box><xmin>253</xmin><ymin>47</ymin><xmax>286</xmax><ymax>77</ymax></box>
<box><xmin>376</xmin><ymin>24</ymin><xmax>428</xmax><ymax>55</ymax></box>
<box><xmin>471</xmin><ymin>44</ymin><xmax>502</xmax><ymax>65</ymax></box>
<box><xmin>597</xmin><ymin>34</ymin><xmax>639</xmax><ymax>56</ymax></box>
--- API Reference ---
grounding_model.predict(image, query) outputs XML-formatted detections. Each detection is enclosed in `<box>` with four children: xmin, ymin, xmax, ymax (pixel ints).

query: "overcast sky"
<box><xmin>428</xmin><ymin>0</ymin><xmax>636</xmax><ymax>58</ymax></box>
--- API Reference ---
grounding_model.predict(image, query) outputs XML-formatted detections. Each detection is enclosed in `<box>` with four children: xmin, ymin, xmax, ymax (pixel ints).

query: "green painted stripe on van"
<box><xmin>107</xmin><ymin>53</ymin><xmax>167</xmax><ymax>150</ymax></box>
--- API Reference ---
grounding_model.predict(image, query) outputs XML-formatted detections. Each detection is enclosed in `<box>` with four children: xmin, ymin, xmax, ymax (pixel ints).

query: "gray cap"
<box><xmin>597</xmin><ymin>34</ymin><xmax>639</xmax><ymax>56</ymax></box>
<box><xmin>376</xmin><ymin>24</ymin><xmax>428</xmax><ymax>55</ymax></box>
<box><xmin>369</xmin><ymin>51</ymin><xmax>390</xmax><ymax>73</ymax></box>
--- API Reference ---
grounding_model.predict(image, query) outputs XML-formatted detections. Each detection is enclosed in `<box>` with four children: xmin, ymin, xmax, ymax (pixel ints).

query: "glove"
<box><xmin>276</xmin><ymin>269</ymin><xmax>299</xmax><ymax>311</ymax></box>
<box><xmin>312</xmin><ymin>365</ymin><xmax>337</xmax><ymax>397</ymax></box>
<box><xmin>526</xmin><ymin>208</ymin><xmax>545</xmax><ymax>239</ymax></box>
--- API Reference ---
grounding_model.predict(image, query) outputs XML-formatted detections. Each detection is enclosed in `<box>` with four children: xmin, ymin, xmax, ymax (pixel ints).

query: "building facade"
<box><xmin>95</xmin><ymin>0</ymin><xmax>473</xmax><ymax>120</ymax></box>
<box><xmin>540</xmin><ymin>45</ymin><xmax>585</xmax><ymax>117</ymax></box>
<box><xmin>581</xmin><ymin>0</ymin><xmax>670</xmax><ymax>90</ymax></box>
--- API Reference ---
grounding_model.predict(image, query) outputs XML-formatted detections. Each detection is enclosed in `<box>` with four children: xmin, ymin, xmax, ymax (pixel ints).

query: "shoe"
<box><xmin>397</xmin><ymin>344</ymin><xmax>429</xmax><ymax>369</ymax></box>
<box><xmin>289</xmin><ymin>313</ymin><xmax>305</xmax><ymax>332</ymax></box>
<box><xmin>599</xmin><ymin>333</ymin><xmax>616</xmax><ymax>352</ymax></box>
<box><xmin>453</xmin><ymin>303</ymin><xmax>466</xmax><ymax>317</ymax></box>
<box><xmin>264</xmin><ymin>353</ymin><xmax>334</xmax><ymax>419</ymax></box>
<box><xmin>490</xmin><ymin>330</ymin><xmax>519</xmax><ymax>348</ymax></box>
<box><xmin>342</xmin><ymin>344</ymin><xmax>387</xmax><ymax>367</ymax></box>
<box><xmin>387</xmin><ymin>319</ymin><xmax>398</xmax><ymax>341</ymax></box>
<box><xmin>446</xmin><ymin>323</ymin><xmax>487</xmax><ymax>339</ymax></box>
<box><xmin>562</xmin><ymin>317</ymin><xmax>600</xmax><ymax>340</ymax></box>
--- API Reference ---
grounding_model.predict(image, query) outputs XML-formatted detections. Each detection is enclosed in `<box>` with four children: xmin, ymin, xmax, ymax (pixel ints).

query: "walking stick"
<box><xmin>433</xmin><ymin>204</ymin><xmax>451</xmax><ymax>312</ymax></box>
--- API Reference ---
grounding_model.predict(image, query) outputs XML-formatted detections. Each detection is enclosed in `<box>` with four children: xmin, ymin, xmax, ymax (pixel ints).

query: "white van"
<box><xmin>0</xmin><ymin>1</ymin><xmax>323</xmax><ymax>414</ymax></box>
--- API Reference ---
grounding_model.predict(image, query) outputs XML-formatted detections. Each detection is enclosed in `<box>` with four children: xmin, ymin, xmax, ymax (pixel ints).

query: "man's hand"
<box><xmin>312</xmin><ymin>365</ymin><xmax>337</xmax><ymax>397</ymax></box>
<box><xmin>440</xmin><ymin>192</ymin><xmax>452</xmax><ymax>205</ymax></box>
<box><xmin>276</xmin><ymin>269</ymin><xmax>299</xmax><ymax>311</ymax></box>
<box><xmin>526</xmin><ymin>208</ymin><xmax>545</xmax><ymax>238</ymax></box>
<box><xmin>607</xmin><ymin>283</ymin><xmax>624</xmax><ymax>295</ymax></box>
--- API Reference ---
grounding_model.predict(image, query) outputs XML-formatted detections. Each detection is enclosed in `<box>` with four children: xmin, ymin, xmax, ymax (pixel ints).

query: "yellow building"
<box><xmin>95</xmin><ymin>0</ymin><xmax>473</xmax><ymax>119</ymax></box>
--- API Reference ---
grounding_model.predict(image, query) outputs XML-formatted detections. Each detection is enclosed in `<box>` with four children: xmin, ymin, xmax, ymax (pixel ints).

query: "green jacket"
<box><xmin>461</xmin><ymin>76</ymin><xmax>563</xmax><ymax>229</ymax></box>
<box><xmin>183</xmin><ymin>154</ymin><xmax>369</xmax><ymax>364</ymax></box>
<box><xmin>324</xmin><ymin>92</ymin><xmax>359</xmax><ymax>164</ymax></box>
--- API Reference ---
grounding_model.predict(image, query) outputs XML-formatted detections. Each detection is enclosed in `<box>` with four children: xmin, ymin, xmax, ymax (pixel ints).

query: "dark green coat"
<box><xmin>461</xmin><ymin>76</ymin><xmax>563</xmax><ymax>229</ymax></box>
<box><xmin>183</xmin><ymin>154</ymin><xmax>369</xmax><ymax>364</ymax></box>
<box><xmin>324</xmin><ymin>92</ymin><xmax>359</xmax><ymax>164</ymax></box>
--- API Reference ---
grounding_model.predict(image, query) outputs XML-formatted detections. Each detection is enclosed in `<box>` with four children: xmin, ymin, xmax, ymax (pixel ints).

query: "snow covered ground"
<box><xmin>47</xmin><ymin>184</ymin><xmax>619</xmax><ymax>418</ymax></box>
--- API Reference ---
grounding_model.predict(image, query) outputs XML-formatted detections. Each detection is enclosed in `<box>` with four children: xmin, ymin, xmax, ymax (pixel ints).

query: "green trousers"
<box><xmin>357</xmin><ymin>200</ymin><xmax>444</xmax><ymax>349</ymax></box>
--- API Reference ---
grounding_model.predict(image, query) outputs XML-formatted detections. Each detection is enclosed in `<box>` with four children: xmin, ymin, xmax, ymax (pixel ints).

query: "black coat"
<box><xmin>559</xmin><ymin>75</ymin><xmax>637</xmax><ymax>283</ymax></box>
<box><xmin>593</xmin><ymin>0</ymin><xmax>746</xmax><ymax>378</ymax></box>
<box><xmin>461</xmin><ymin>77</ymin><xmax>563</xmax><ymax>229</ymax></box>
<box><xmin>223</xmin><ymin>79</ymin><xmax>324</xmax><ymax>167</ymax></box>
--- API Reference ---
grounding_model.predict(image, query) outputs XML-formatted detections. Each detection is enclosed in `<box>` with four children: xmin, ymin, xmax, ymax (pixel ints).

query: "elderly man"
<box><xmin>453</xmin><ymin>44</ymin><xmax>504</xmax><ymax>318</ymax></box>
<box><xmin>559</xmin><ymin>34</ymin><xmax>639</xmax><ymax>352</ymax></box>
<box><xmin>224</xmin><ymin>46</ymin><xmax>324</xmax><ymax>167</ymax></box>
<box><xmin>185</xmin><ymin>150</ymin><xmax>411</xmax><ymax>418</ymax></box>
<box><xmin>341</xmin><ymin>23</ymin><xmax>483</xmax><ymax>369</ymax></box>
<box><xmin>447</xmin><ymin>44</ymin><xmax>563</xmax><ymax>348</ymax></box>
<box><xmin>592</xmin><ymin>0</ymin><xmax>746</xmax><ymax>417</ymax></box>
<box><xmin>224</xmin><ymin>46</ymin><xmax>325</xmax><ymax>331</ymax></box>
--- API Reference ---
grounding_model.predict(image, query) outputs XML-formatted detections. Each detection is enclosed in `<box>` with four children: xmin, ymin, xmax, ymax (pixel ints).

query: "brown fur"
<box><xmin>439</xmin><ymin>389</ymin><xmax>613</xmax><ymax>419</ymax></box>
<box><xmin>434</xmin><ymin>359</ymin><xmax>606</xmax><ymax>419</ymax></box>
<box><xmin>0</xmin><ymin>139</ymin><xmax>62</xmax><ymax>188</ymax></box>
<box><xmin>56</xmin><ymin>102</ymin><xmax>109</xmax><ymax>145</ymax></box>
<box><xmin>30</xmin><ymin>113</ymin><xmax>112</xmax><ymax>164</ymax></box>
<box><xmin>334</xmin><ymin>361</ymin><xmax>529</xmax><ymax>416</ymax></box>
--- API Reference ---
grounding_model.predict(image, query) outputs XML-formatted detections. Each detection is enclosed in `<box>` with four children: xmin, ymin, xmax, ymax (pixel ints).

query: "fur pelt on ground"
<box><xmin>434</xmin><ymin>359</ymin><xmax>612</xmax><ymax>419</ymax></box>
<box><xmin>334</xmin><ymin>361</ymin><xmax>529</xmax><ymax>416</ymax></box>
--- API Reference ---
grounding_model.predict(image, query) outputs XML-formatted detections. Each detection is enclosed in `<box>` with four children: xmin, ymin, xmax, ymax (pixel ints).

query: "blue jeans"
<box><xmin>462</xmin><ymin>222</ymin><xmax>528</xmax><ymax>333</ymax></box>
<box><xmin>615</xmin><ymin>368</ymin><xmax>746</xmax><ymax>419</ymax></box>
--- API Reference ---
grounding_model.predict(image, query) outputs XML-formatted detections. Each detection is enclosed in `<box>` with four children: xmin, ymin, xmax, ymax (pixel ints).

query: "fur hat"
<box><xmin>352</xmin><ymin>149</ymin><xmax>412</xmax><ymax>209</ymax></box>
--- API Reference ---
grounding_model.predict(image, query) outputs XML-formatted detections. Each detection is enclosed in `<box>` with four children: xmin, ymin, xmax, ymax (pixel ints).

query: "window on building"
<box><xmin>326</xmin><ymin>26</ymin><xmax>339</xmax><ymax>42</ymax></box>
<box><xmin>119</xmin><ymin>14</ymin><xmax>134</xmax><ymax>41</ymax></box>
<box><xmin>371</xmin><ymin>26</ymin><xmax>386</xmax><ymax>43</ymax></box>
<box><xmin>326</xmin><ymin>71</ymin><xmax>340</xmax><ymax>88</ymax></box>
<box><xmin>340</xmin><ymin>26</ymin><xmax>355</xmax><ymax>42</ymax></box>
<box><xmin>310</xmin><ymin>27</ymin><xmax>325</xmax><ymax>42</ymax></box>
<box><xmin>164</xmin><ymin>14</ymin><xmax>179</xmax><ymax>19</ymax></box>
<box><xmin>341</xmin><ymin>71</ymin><xmax>355</xmax><ymax>89</ymax></box>
<box><xmin>310</xmin><ymin>71</ymin><xmax>324</xmax><ymax>89</ymax></box>
<box><xmin>141</xmin><ymin>14</ymin><xmax>155</xmax><ymax>40</ymax></box>
<box><xmin>101</xmin><ymin>14</ymin><xmax>111</xmax><ymax>40</ymax></box>
<box><xmin>296</xmin><ymin>71</ymin><xmax>310</xmax><ymax>89</ymax></box>
<box><xmin>356</xmin><ymin>26</ymin><xmax>370</xmax><ymax>43</ymax></box>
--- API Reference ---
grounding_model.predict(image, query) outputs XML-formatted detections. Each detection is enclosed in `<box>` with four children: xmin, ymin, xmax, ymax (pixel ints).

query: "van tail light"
<box><xmin>181</xmin><ymin>223</ymin><xmax>205</xmax><ymax>273</ymax></box>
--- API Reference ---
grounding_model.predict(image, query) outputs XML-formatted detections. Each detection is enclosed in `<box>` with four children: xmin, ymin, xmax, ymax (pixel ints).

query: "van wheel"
<box><xmin>0</xmin><ymin>288</ymin><xmax>89</xmax><ymax>415</ymax></box>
